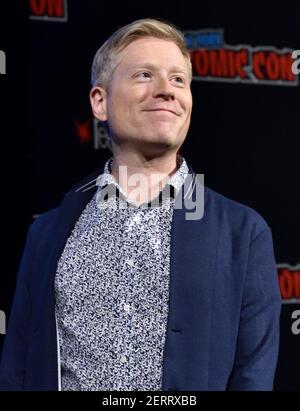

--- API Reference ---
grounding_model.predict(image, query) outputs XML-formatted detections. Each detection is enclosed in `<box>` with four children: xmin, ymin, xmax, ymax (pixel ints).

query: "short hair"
<box><xmin>91</xmin><ymin>18</ymin><xmax>192</xmax><ymax>88</ymax></box>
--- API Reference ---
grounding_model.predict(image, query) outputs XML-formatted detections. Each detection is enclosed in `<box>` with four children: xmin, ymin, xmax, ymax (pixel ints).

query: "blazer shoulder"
<box><xmin>29</xmin><ymin>168</ymin><xmax>102</xmax><ymax>237</ymax></box>
<box><xmin>65</xmin><ymin>169</ymin><xmax>103</xmax><ymax>194</ymax></box>
<box><xmin>204</xmin><ymin>185</ymin><xmax>271</xmax><ymax>241</ymax></box>
<box><xmin>30</xmin><ymin>207</ymin><xmax>61</xmax><ymax>238</ymax></box>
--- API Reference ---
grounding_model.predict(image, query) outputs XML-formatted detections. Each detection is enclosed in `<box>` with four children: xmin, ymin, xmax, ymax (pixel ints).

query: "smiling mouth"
<box><xmin>144</xmin><ymin>109</ymin><xmax>179</xmax><ymax>116</ymax></box>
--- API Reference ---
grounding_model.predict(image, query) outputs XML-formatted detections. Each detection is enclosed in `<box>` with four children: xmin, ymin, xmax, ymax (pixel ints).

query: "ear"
<box><xmin>89</xmin><ymin>86</ymin><xmax>108</xmax><ymax>121</ymax></box>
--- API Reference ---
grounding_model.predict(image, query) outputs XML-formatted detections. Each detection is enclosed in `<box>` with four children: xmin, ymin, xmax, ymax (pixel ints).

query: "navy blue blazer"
<box><xmin>0</xmin><ymin>162</ymin><xmax>281</xmax><ymax>391</ymax></box>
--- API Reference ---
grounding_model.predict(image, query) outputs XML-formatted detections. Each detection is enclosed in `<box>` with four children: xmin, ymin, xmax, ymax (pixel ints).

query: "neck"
<box><xmin>110</xmin><ymin>150</ymin><xmax>180</xmax><ymax>206</ymax></box>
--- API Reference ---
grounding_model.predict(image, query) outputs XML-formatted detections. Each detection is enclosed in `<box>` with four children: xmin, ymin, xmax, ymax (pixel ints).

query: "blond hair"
<box><xmin>91</xmin><ymin>18</ymin><xmax>192</xmax><ymax>87</ymax></box>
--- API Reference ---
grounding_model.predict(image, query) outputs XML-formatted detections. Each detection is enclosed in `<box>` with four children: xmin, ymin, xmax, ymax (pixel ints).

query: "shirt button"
<box><xmin>123</xmin><ymin>304</ymin><xmax>130</xmax><ymax>312</ymax></box>
<box><xmin>120</xmin><ymin>355</ymin><xmax>127</xmax><ymax>363</ymax></box>
<box><xmin>126</xmin><ymin>259</ymin><xmax>134</xmax><ymax>267</ymax></box>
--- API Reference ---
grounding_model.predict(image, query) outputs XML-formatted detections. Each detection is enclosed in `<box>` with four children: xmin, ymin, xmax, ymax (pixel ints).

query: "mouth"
<box><xmin>143</xmin><ymin>108</ymin><xmax>180</xmax><ymax>116</ymax></box>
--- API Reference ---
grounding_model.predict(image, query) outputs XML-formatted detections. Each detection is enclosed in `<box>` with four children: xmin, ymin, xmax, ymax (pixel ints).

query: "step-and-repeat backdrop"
<box><xmin>0</xmin><ymin>0</ymin><xmax>299</xmax><ymax>390</ymax></box>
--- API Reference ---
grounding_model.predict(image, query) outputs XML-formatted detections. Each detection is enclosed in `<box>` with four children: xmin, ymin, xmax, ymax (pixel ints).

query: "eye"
<box><xmin>136</xmin><ymin>71</ymin><xmax>152</xmax><ymax>80</ymax></box>
<box><xmin>171</xmin><ymin>76</ymin><xmax>185</xmax><ymax>86</ymax></box>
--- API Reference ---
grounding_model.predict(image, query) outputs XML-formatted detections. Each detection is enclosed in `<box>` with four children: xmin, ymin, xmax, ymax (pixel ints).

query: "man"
<box><xmin>0</xmin><ymin>18</ymin><xmax>281</xmax><ymax>391</ymax></box>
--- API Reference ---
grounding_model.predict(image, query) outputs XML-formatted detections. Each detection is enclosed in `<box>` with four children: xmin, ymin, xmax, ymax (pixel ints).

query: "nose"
<box><xmin>153</xmin><ymin>76</ymin><xmax>175</xmax><ymax>100</ymax></box>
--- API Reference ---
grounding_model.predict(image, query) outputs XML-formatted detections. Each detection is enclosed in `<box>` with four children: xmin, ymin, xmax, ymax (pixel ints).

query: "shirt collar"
<box><xmin>96</xmin><ymin>154</ymin><xmax>189</xmax><ymax>200</ymax></box>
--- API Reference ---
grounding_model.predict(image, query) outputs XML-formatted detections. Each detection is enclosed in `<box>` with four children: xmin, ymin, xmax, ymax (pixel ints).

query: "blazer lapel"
<box><xmin>33</xmin><ymin>171</ymin><xmax>100</xmax><ymax>389</ymax></box>
<box><xmin>162</xmin><ymin>164</ymin><xmax>216</xmax><ymax>390</ymax></box>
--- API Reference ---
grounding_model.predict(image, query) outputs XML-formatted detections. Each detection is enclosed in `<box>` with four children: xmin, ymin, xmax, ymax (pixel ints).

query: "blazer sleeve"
<box><xmin>227</xmin><ymin>226</ymin><xmax>282</xmax><ymax>390</ymax></box>
<box><xmin>0</xmin><ymin>223</ymin><xmax>34</xmax><ymax>390</ymax></box>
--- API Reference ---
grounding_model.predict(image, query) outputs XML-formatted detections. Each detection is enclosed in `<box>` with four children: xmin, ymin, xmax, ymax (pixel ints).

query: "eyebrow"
<box><xmin>128</xmin><ymin>63</ymin><xmax>188</xmax><ymax>75</ymax></box>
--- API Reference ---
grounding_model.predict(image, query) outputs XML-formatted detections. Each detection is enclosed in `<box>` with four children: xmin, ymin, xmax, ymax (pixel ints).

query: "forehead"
<box><xmin>116</xmin><ymin>37</ymin><xmax>189</xmax><ymax>72</ymax></box>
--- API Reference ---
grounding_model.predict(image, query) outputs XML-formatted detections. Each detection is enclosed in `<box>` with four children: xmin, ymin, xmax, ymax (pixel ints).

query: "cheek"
<box><xmin>107</xmin><ymin>94</ymin><xmax>129</xmax><ymax>121</ymax></box>
<box><xmin>111</xmin><ymin>91</ymin><xmax>139</xmax><ymax>113</ymax></box>
<box><xmin>184</xmin><ymin>103</ymin><xmax>193</xmax><ymax>123</ymax></box>
<box><xmin>184</xmin><ymin>93</ymin><xmax>193</xmax><ymax>112</ymax></box>
<box><xmin>178</xmin><ymin>91</ymin><xmax>192</xmax><ymax>113</ymax></box>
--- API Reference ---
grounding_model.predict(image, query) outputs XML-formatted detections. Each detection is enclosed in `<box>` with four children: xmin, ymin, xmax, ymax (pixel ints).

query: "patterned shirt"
<box><xmin>55</xmin><ymin>155</ymin><xmax>189</xmax><ymax>391</ymax></box>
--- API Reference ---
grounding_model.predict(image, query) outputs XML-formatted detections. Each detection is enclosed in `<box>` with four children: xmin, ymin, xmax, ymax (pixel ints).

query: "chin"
<box><xmin>145</xmin><ymin>130</ymin><xmax>177</xmax><ymax>142</ymax></box>
<box><xmin>145</xmin><ymin>135</ymin><xmax>176</xmax><ymax>148</ymax></box>
<box><xmin>139</xmin><ymin>137</ymin><xmax>180</xmax><ymax>157</ymax></box>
